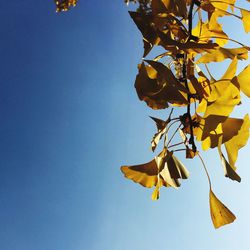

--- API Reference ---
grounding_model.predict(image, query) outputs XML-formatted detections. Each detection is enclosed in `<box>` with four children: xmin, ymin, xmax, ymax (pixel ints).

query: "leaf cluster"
<box><xmin>121</xmin><ymin>0</ymin><xmax>250</xmax><ymax>229</ymax></box>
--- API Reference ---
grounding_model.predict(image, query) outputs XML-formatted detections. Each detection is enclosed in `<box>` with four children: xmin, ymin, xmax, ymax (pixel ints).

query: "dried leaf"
<box><xmin>209</xmin><ymin>190</ymin><xmax>236</xmax><ymax>229</ymax></box>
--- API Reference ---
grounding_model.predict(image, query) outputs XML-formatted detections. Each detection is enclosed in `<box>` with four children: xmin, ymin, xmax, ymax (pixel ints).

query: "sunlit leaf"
<box><xmin>241</xmin><ymin>9</ymin><xmax>250</xmax><ymax>33</ymax></box>
<box><xmin>151</xmin><ymin>186</ymin><xmax>160</xmax><ymax>200</ymax></box>
<box><xmin>197</xmin><ymin>47</ymin><xmax>249</xmax><ymax>64</ymax></box>
<box><xmin>225</xmin><ymin>114</ymin><xmax>250</xmax><ymax>169</ymax></box>
<box><xmin>233</xmin><ymin>64</ymin><xmax>250</xmax><ymax>97</ymax></box>
<box><xmin>218</xmin><ymin>137</ymin><xmax>241</xmax><ymax>182</ymax></box>
<box><xmin>121</xmin><ymin>149</ymin><xmax>189</xmax><ymax>198</ymax></box>
<box><xmin>209</xmin><ymin>190</ymin><xmax>236</xmax><ymax>229</ymax></box>
<box><xmin>129</xmin><ymin>11</ymin><xmax>160</xmax><ymax>57</ymax></box>
<box><xmin>150</xmin><ymin>116</ymin><xmax>169</xmax><ymax>151</ymax></box>
<box><xmin>135</xmin><ymin>61</ymin><xmax>188</xmax><ymax>109</ymax></box>
<box><xmin>209</xmin><ymin>0</ymin><xmax>236</xmax><ymax>13</ymax></box>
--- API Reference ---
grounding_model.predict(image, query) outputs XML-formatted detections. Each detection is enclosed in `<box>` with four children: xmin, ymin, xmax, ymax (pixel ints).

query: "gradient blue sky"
<box><xmin>0</xmin><ymin>1</ymin><xmax>250</xmax><ymax>250</ymax></box>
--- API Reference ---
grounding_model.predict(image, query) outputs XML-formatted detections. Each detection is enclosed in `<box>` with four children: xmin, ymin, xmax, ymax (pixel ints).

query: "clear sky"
<box><xmin>0</xmin><ymin>1</ymin><xmax>250</xmax><ymax>250</ymax></box>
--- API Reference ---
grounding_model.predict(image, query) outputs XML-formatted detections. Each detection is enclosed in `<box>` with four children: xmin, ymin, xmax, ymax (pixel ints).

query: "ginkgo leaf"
<box><xmin>189</xmin><ymin>114</ymin><xmax>245</xmax><ymax>150</ymax></box>
<box><xmin>135</xmin><ymin>61</ymin><xmax>188</xmax><ymax>109</ymax></box>
<box><xmin>55</xmin><ymin>0</ymin><xmax>78</xmax><ymax>12</ymax></box>
<box><xmin>158</xmin><ymin>31</ymin><xmax>219</xmax><ymax>55</ymax></box>
<box><xmin>121</xmin><ymin>158</ymin><xmax>159</xmax><ymax>188</ymax></box>
<box><xmin>233</xmin><ymin>64</ymin><xmax>250</xmax><ymax>97</ymax></box>
<box><xmin>135</xmin><ymin>62</ymin><xmax>169</xmax><ymax>109</ymax></box>
<box><xmin>209</xmin><ymin>0</ymin><xmax>236</xmax><ymax>13</ymax></box>
<box><xmin>197</xmin><ymin>47</ymin><xmax>249</xmax><ymax>64</ymax></box>
<box><xmin>150</xmin><ymin>116</ymin><xmax>169</xmax><ymax>152</ymax></box>
<box><xmin>121</xmin><ymin>149</ymin><xmax>189</xmax><ymax>199</ymax></box>
<box><xmin>161</xmin><ymin>0</ymin><xmax>188</xmax><ymax>19</ymax></box>
<box><xmin>209</xmin><ymin>190</ymin><xmax>236</xmax><ymax>229</ymax></box>
<box><xmin>204</xmin><ymin>85</ymin><xmax>240</xmax><ymax>118</ymax></box>
<box><xmin>208</xmin><ymin>10</ymin><xmax>229</xmax><ymax>46</ymax></box>
<box><xmin>241</xmin><ymin>9</ymin><xmax>250</xmax><ymax>33</ymax></box>
<box><xmin>218</xmin><ymin>137</ymin><xmax>241</xmax><ymax>182</ymax></box>
<box><xmin>151</xmin><ymin>186</ymin><xmax>160</xmax><ymax>200</ymax></box>
<box><xmin>225</xmin><ymin>114</ymin><xmax>250</xmax><ymax>169</ymax></box>
<box><xmin>129</xmin><ymin>11</ymin><xmax>160</xmax><ymax>57</ymax></box>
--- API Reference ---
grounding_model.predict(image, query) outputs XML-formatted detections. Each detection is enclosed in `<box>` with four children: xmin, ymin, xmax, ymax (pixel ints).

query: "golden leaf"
<box><xmin>150</xmin><ymin>116</ymin><xmax>169</xmax><ymax>152</ymax></box>
<box><xmin>121</xmin><ymin>158</ymin><xmax>159</xmax><ymax>188</ymax></box>
<box><xmin>135</xmin><ymin>61</ymin><xmax>188</xmax><ymax>109</ymax></box>
<box><xmin>197</xmin><ymin>47</ymin><xmax>249</xmax><ymax>64</ymax></box>
<box><xmin>241</xmin><ymin>9</ymin><xmax>250</xmax><ymax>33</ymax></box>
<box><xmin>121</xmin><ymin>149</ymin><xmax>189</xmax><ymax>199</ymax></box>
<box><xmin>191</xmin><ymin>114</ymin><xmax>245</xmax><ymax>150</ymax></box>
<box><xmin>209</xmin><ymin>190</ymin><xmax>236</xmax><ymax>229</ymax></box>
<box><xmin>233</xmin><ymin>64</ymin><xmax>250</xmax><ymax>97</ymax></box>
<box><xmin>218</xmin><ymin>137</ymin><xmax>241</xmax><ymax>182</ymax></box>
<box><xmin>161</xmin><ymin>0</ymin><xmax>188</xmax><ymax>19</ymax></box>
<box><xmin>225</xmin><ymin>114</ymin><xmax>250</xmax><ymax>169</ymax></box>
<box><xmin>129</xmin><ymin>11</ymin><xmax>160</xmax><ymax>57</ymax></box>
<box><xmin>135</xmin><ymin>62</ymin><xmax>169</xmax><ymax>109</ymax></box>
<box><xmin>151</xmin><ymin>186</ymin><xmax>160</xmax><ymax>200</ymax></box>
<box><xmin>209</xmin><ymin>0</ymin><xmax>236</xmax><ymax>13</ymax></box>
<box><xmin>208</xmin><ymin>10</ymin><xmax>229</xmax><ymax>46</ymax></box>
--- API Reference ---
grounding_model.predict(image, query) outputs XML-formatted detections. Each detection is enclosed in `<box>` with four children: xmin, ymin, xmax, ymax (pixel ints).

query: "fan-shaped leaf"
<box><xmin>233</xmin><ymin>64</ymin><xmax>250</xmax><ymax>97</ymax></box>
<box><xmin>241</xmin><ymin>9</ymin><xmax>250</xmax><ymax>33</ymax></box>
<box><xmin>197</xmin><ymin>47</ymin><xmax>249</xmax><ymax>64</ymax></box>
<box><xmin>218</xmin><ymin>137</ymin><xmax>241</xmax><ymax>182</ymax></box>
<box><xmin>225</xmin><ymin>114</ymin><xmax>250</xmax><ymax>169</ymax></box>
<box><xmin>209</xmin><ymin>190</ymin><xmax>236</xmax><ymax>229</ymax></box>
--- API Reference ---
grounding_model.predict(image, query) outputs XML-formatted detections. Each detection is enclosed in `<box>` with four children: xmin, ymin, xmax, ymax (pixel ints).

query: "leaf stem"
<box><xmin>197</xmin><ymin>153</ymin><xmax>212</xmax><ymax>190</ymax></box>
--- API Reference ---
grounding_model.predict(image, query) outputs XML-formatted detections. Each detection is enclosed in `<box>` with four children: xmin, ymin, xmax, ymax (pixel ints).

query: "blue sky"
<box><xmin>0</xmin><ymin>1</ymin><xmax>249</xmax><ymax>250</ymax></box>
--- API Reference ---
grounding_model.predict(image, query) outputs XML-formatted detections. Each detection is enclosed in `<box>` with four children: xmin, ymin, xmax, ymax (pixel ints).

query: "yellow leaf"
<box><xmin>208</xmin><ymin>10</ymin><xmax>229</xmax><ymax>46</ymax></box>
<box><xmin>241</xmin><ymin>9</ymin><xmax>250</xmax><ymax>33</ymax></box>
<box><xmin>221</xmin><ymin>56</ymin><xmax>238</xmax><ymax>79</ymax></box>
<box><xmin>121</xmin><ymin>159</ymin><xmax>159</xmax><ymax>188</ymax></box>
<box><xmin>151</xmin><ymin>186</ymin><xmax>160</xmax><ymax>200</ymax></box>
<box><xmin>191</xmin><ymin>114</ymin><xmax>245</xmax><ymax>150</ymax></box>
<box><xmin>161</xmin><ymin>0</ymin><xmax>187</xmax><ymax>19</ymax></box>
<box><xmin>210</xmin><ymin>0</ymin><xmax>236</xmax><ymax>13</ymax></box>
<box><xmin>121</xmin><ymin>150</ymin><xmax>189</xmax><ymax>199</ymax></box>
<box><xmin>135</xmin><ymin>62</ymin><xmax>169</xmax><ymax>109</ymax></box>
<box><xmin>204</xmin><ymin>85</ymin><xmax>240</xmax><ymax>118</ymax></box>
<box><xmin>209</xmin><ymin>190</ymin><xmax>236</xmax><ymax>229</ymax></box>
<box><xmin>233</xmin><ymin>64</ymin><xmax>250</xmax><ymax>97</ymax></box>
<box><xmin>218</xmin><ymin>137</ymin><xmax>241</xmax><ymax>182</ymax></box>
<box><xmin>197</xmin><ymin>47</ymin><xmax>249</xmax><ymax>64</ymax></box>
<box><xmin>225</xmin><ymin>114</ymin><xmax>250</xmax><ymax>168</ymax></box>
<box><xmin>150</xmin><ymin>116</ymin><xmax>169</xmax><ymax>151</ymax></box>
<box><xmin>129</xmin><ymin>11</ymin><xmax>160</xmax><ymax>57</ymax></box>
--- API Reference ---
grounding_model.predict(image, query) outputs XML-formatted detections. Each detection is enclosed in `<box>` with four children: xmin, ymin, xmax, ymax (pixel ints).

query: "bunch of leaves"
<box><xmin>121</xmin><ymin>0</ymin><xmax>250</xmax><ymax>229</ymax></box>
<box><xmin>54</xmin><ymin>0</ymin><xmax>78</xmax><ymax>12</ymax></box>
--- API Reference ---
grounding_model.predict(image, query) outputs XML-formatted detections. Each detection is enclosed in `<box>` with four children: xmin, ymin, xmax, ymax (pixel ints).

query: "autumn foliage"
<box><xmin>121</xmin><ymin>0</ymin><xmax>250</xmax><ymax>229</ymax></box>
<box><xmin>55</xmin><ymin>0</ymin><xmax>250</xmax><ymax>229</ymax></box>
